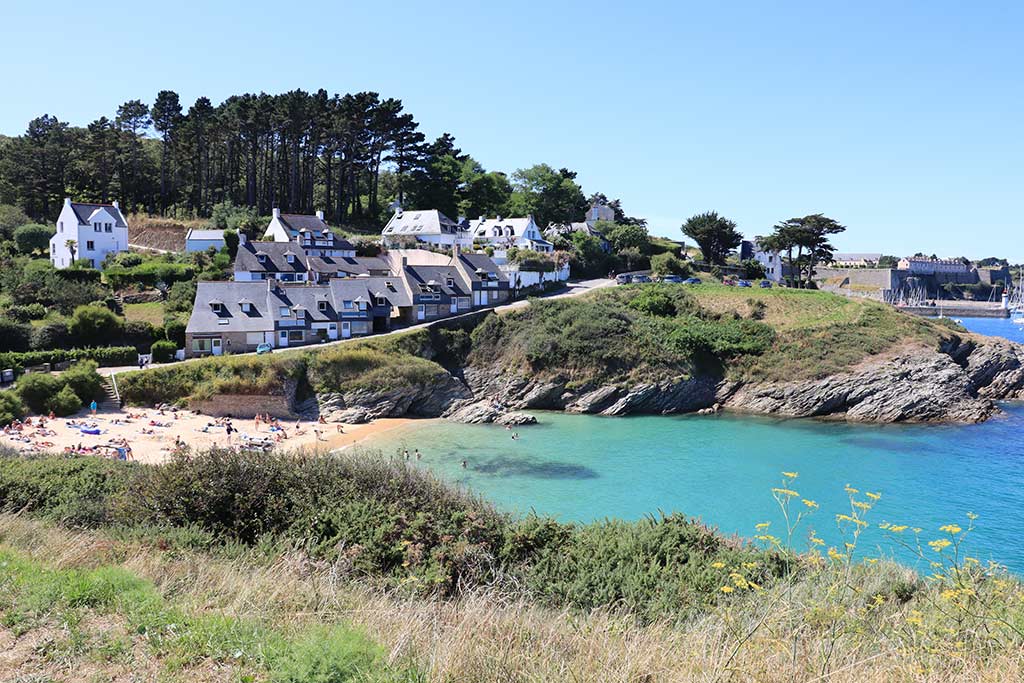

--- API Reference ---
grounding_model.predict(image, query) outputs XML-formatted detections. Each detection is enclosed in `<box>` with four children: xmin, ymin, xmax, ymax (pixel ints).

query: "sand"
<box><xmin>1</xmin><ymin>406</ymin><xmax>413</xmax><ymax>464</ymax></box>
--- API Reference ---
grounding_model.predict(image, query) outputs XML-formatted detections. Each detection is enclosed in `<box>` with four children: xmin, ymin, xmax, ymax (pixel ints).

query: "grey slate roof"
<box><xmin>403</xmin><ymin>265</ymin><xmax>470</xmax><ymax>297</ymax></box>
<box><xmin>279</xmin><ymin>213</ymin><xmax>330</xmax><ymax>235</ymax></box>
<box><xmin>186</xmin><ymin>282</ymin><xmax>274</xmax><ymax>334</ymax></box>
<box><xmin>456</xmin><ymin>253</ymin><xmax>507</xmax><ymax>283</ymax></box>
<box><xmin>382</xmin><ymin>209</ymin><xmax>462</xmax><ymax>236</ymax></box>
<box><xmin>234</xmin><ymin>242</ymin><xmax>307</xmax><ymax>274</ymax></box>
<box><xmin>298</xmin><ymin>230</ymin><xmax>355</xmax><ymax>251</ymax></box>
<box><xmin>186</xmin><ymin>229</ymin><xmax>226</xmax><ymax>241</ymax></box>
<box><xmin>306</xmin><ymin>255</ymin><xmax>391</xmax><ymax>277</ymax></box>
<box><xmin>71</xmin><ymin>202</ymin><xmax>128</xmax><ymax>228</ymax></box>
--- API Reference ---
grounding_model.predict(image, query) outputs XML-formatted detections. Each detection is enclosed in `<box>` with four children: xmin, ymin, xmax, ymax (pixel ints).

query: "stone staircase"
<box><xmin>98</xmin><ymin>374</ymin><xmax>121</xmax><ymax>411</ymax></box>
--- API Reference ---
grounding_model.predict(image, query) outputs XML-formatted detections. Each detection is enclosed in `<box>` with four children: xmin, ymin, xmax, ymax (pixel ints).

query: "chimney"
<box><xmin>238</xmin><ymin>232</ymin><xmax>247</xmax><ymax>246</ymax></box>
<box><xmin>452</xmin><ymin>243</ymin><xmax>460</xmax><ymax>259</ymax></box>
<box><xmin>401</xmin><ymin>256</ymin><xmax>408</xmax><ymax>269</ymax></box>
<box><xmin>112</xmin><ymin>200</ymin><xmax>119</xmax><ymax>209</ymax></box>
<box><xmin>316</xmin><ymin>210</ymin><xmax>324</xmax><ymax>221</ymax></box>
<box><xmin>267</xmin><ymin>277</ymin><xmax>277</xmax><ymax>292</ymax></box>
<box><xmin>64</xmin><ymin>197</ymin><xmax>71</xmax><ymax>206</ymax></box>
<box><xmin>496</xmin><ymin>215</ymin><xmax>502</xmax><ymax>222</ymax></box>
<box><xmin>272</xmin><ymin>207</ymin><xmax>281</xmax><ymax>219</ymax></box>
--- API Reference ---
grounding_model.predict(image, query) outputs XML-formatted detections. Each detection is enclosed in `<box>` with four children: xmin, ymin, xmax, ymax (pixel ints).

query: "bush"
<box><xmin>150</xmin><ymin>340</ymin><xmax>177</xmax><ymax>363</ymax></box>
<box><xmin>741</xmin><ymin>258</ymin><xmax>767</xmax><ymax>280</ymax></box>
<box><xmin>16</xmin><ymin>372</ymin><xmax>64</xmax><ymax>413</ymax></box>
<box><xmin>123</xmin><ymin>320</ymin><xmax>158</xmax><ymax>351</ymax></box>
<box><xmin>0</xmin><ymin>347</ymin><xmax>137</xmax><ymax>374</ymax></box>
<box><xmin>61</xmin><ymin>360</ymin><xmax>104</xmax><ymax>403</ymax></box>
<box><xmin>650</xmin><ymin>253</ymin><xmax>692</xmax><ymax>277</ymax></box>
<box><xmin>0</xmin><ymin>391</ymin><xmax>25</xmax><ymax>426</ymax></box>
<box><xmin>13</xmin><ymin>223</ymin><xmax>53</xmax><ymax>254</ymax></box>
<box><xmin>166</xmin><ymin>281</ymin><xmax>197</xmax><ymax>314</ymax></box>
<box><xmin>628</xmin><ymin>290</ymin><xmax>677</xmax><ymax>317</ymax></box>
<box><xmin>223</xmin><ymin>229</ymin><xmax>239</xmax><ymax>259</ymax></box>
<box><xmin>46</xmin><ymin>384</ymin><xmax>82</xmax><ymax>416</ymax></box>
<box><xmin>31</xmin><ymin>322</ymin><xmax>71</xmax><ymax>351</ymax></box>
<box><xmin>163</xmin><ymin>317</ymin><xmax>187</xmax><ymax>346</ymax></box>
<box><xmin>5</xmin><ymin>303</ymin><xmax>47</xmax><ymax>322</ymax></box>
<box><xmin>0</xmin><ymin>318</ymin><xmax>33</xmax><ymax>352</ymax></box>
<box><xmin>0</xmin><ymin>204</ymin><xmax>30</xmax><ymax>239</ymax></box>
<box><xmin>68</xmin><ymin>305</ymin><xmax>125</xmax><ymax>347</ymax></box>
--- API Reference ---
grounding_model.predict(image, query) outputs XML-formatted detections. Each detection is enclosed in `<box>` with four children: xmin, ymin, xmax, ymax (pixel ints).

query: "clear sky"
<box><xmin>3</xmin><ymin>0</ymin><xmax>1022</xmax><ymax>260</ymax></box>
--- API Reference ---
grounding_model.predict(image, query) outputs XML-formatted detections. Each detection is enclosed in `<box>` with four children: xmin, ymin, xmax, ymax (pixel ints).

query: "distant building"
<box><xmin>185</xmin><ymin>228</ymin><xmax>226</xmax><ymax>253</ymax></box>
<box><xmin>467</xmin><ymin>215</ymin><xmax>553</xmax><ymax>253</ymax></box>
<box><xmin>832</xmin><ymin>253</ymin><xmax>882</xmax><ymax>268</ymax></box>
<box><xmin>263</xmin><ymin>209</ymin><xmax>333</xmax><ymax>242</ymax></box>
<box><xmin>751</xmin><ymin>241</ymin><xmax>786</xmax><ymax>282</ymax></box>
<box><xmin>585</xmin><ymin>203</ymin><xmax>615</xmax><ymax>224</ymax></box>
<box><xmin>545</xmin><ymin>221</ymin><xmax>611</xmax><ymax>252</ymax></box>
<box><xmin>897</xmin><ymin>257</ymin><xmax>969</xmax><ymax>274</ymax></box>
<box><xmin>49</xmin><ymin>198</ymin><xmax>129</xmax><ymax>269</ymax></box>
<box><xmin>381</xmin><ymin>208</ymin><xmax>468</xmax><ymax>248</ymax></box>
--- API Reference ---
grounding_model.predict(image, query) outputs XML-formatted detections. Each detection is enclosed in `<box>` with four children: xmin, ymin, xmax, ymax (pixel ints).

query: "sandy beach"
<box><xmin>1</xmin><ymin>405</ymin><xmax>413</xmax><ymax>464</ymax></box>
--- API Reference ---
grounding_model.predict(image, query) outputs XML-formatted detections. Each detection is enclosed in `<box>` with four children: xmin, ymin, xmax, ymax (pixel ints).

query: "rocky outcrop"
<box><xmin>496</xmin><ymin>411</ymin><xmax>537</xmax><ymax>426</ymax></box>
<box><xmin>316</xmin><ymin>374</ymin><xmax>471</xmax><ymax>424</ymax></box>
<box><xmin>312</xmin><ymin>336</ymin><xmax>1024</xmax><ymax>426</ymax></box>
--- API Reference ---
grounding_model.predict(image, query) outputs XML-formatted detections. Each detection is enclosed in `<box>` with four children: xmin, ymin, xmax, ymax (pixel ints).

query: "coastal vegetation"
<box><xmin>1</xmin><ymin>448</ymin><xmax>1021</xmax><ymax>681</ymax></box>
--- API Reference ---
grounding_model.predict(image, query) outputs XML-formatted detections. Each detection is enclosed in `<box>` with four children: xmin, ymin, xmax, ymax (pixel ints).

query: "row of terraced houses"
<box><xmin>184</xmin><ymin>209</ymin><xmax>513</xmax><ymax>357</ymax></box>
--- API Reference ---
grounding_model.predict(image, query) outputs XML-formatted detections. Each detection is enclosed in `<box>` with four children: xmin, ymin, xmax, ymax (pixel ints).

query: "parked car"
<box><xmin>683</xmin><ymin>277</ymin><xmax>702</xmax><ymax>285</ymax></box>
<box><xmin>723</xmin><ymin>278</ymin><xmax>737</xmax><ymax>286</ymax></box>
<box><xmin>615</xmin><ymin>274</ymin><xmax>632</xmax><ymax>285</ymax></box>
<box><xmin>737</xmin><ymin>279</ymin><xmax>752</xmax><ymax>288</ymax></box>
<box><xmin>759</xmin><ymin>280</ymin><xmax>773</xmax><ymax>288</ymax></box>
<box><xmin>660</xmin><ymin>274</ymin><xmax>684</xmax><ymax>283</ymax></box>
<box><xmin>256</xmin><ymin>343</ymin><xmax>274</xmax><ymax>355</ymax></box>
<box><xmin>632</xmin><ymin>274</ymin><xmax>652</xmax><ymax>283</ymax></box>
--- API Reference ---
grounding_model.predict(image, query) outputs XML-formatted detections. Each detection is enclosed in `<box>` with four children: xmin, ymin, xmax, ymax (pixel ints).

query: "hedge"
<box><xmin>0</xmin><ymin>346</ymin><xmax>137</xmax><ymax>373</ymax></box>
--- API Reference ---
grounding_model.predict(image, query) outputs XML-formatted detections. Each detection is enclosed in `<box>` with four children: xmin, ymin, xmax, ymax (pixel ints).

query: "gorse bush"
<box><xmin>46</xmin><ymin>384</ymin><xmax>81</xmax><ymax>417</ymax></box>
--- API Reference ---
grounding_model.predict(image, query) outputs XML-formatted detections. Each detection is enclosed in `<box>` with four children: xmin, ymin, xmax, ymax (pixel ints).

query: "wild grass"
<box><xmin>123</xmin><ymin>301</ymin><xmax>166</xmax><ymax>326</ymax></box>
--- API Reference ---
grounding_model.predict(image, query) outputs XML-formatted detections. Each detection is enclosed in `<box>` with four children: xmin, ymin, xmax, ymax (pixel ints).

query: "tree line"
<box><xmin>0</xmin><ymin>89</ymin><xmax>640</xmax><ymax>230</ymax></box>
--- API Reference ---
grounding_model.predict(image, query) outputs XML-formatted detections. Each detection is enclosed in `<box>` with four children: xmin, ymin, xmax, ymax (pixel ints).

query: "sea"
<box><xmin>368</xmin><ymin>316</ymin><xmax>1024</xmax><ymax>572</ymax></box>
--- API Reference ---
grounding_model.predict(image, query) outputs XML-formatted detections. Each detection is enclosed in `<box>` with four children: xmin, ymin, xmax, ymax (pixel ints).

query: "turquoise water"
<box><xmin>370</xmin><ymin>316</ymin><xmax>1024</xmax><ymax>572</ymax></box>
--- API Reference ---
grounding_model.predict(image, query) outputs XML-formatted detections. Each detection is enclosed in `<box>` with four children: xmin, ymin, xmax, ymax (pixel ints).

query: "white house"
<box><xmin>381</xmin><ymin>208</ymin><xmax>469</xmax><ymax>249</ymax></box>
<box><xmin>49</xmin><ymin>198</ymin><xmax>129</xmax><ymax>269</ymax></box>
<box><xmin>185</xmin><ymin>228</ymin><xmax>227</xmax><ymax>252</ymax></box>
<box><xmin>263</xmin><ymin>208</ymin><xmax>332</xmax><ymax>242</ymax></box>
<box><xmin>467</xmin><ymin>215</ymin><xmax>553</xmax><ymax>253</ymax></box>
<box><xmin>897</xmin><ymin>257</ymin><xmax>969</xmax><ymax>274</ymax></box>
<box><xmin>752</xmin><ymin>242</ymin><xmax>786</xmax><ymax>282</ymax></box>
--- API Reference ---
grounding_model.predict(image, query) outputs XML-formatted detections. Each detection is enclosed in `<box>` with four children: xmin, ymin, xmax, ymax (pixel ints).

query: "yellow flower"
<box><xmin>852</xmin><ymin>501</ymin><xmax>871</xmax><ymax>511</ymax></box>
<box><xmin>772</xmin><ymin>487</ymin><xmax>799</xmax><ymax>497</ymax></box>
<box><xmin>742</xmin><ymin>561</ymin><xmax>758</xmax><ymax>569</ymax></box>
<box><xmin>865</xmin><ymin>491</ymin><xmax>882</xmax><ymax>501</ymax></box>
<box><xmin>872</xmin><ymin>593</ymin><xmax>885</xmax><ymax>605</ymax></box>
<box><xmin>939</xmin><ymin>524</ymin><xmax>962</xmax><ymax>535</ymax></box>
<box><xmin>827</xmin><ymin>547</ymin><xmax>844</xmax><ymax>561</ymax></box>
<box><xmin>810</xmin><ymin>536</ymin><xmax>825</xmax><ymax>546</ymax></box>
<box><xmin>781</xmin><ymin>471</ymin><xmax>799</xmax><ymax>479</ymax></box>
<box><xmin>966</xmin><ymin>512</ymin><xmax>978</xmax><ymax>521</ymax></box>
<box><xmin>844</xmin><ymin>484</ymin><xmax>860</xmax><ymax>495</ymax></box>
<box><xmin>802</xmin><ymin>499</ymin><xmax>819</xmax><ymax>510</ymax></box>
<box><xmin>711</xmin><ymin>561</ymin><xmax>725</xmax><ymax>569</ymax></box>
<box><xmin>928</xmin><ymin>538</ymin><xmax>952</xmax><ymax>552</ymax></box>
<box><xmin>886</xmin><ymin>525</ymin><xmax>908</xmax><ymax>533</ymax></box>
<box><xmin>865</xmin><ymin>558</ymin><xmax>878</xmax><ymax>565</ymax></box>
<box><xmin>720</xmin><ymin>585</ymin><xmax>734</xmax><ymax>593</ymax></box>
<box><xmin>755</xmin><ymin>522</ymin><xmax>771</xmax><ymax>530</ymax></box>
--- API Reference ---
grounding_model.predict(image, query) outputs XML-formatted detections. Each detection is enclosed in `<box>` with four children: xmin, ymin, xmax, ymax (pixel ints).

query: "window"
<box><xmin>257</xmin><ymin>254</ymin><xmax>267</xmax><ymax>263</ymax></box>
<box><xmin>343</xmin><ymin>300</ymin><xmax>353</xmax><ymax>309</ymax></box>
<box><xmin>105</xmin><ymin>223</ymin><xmax>112</xmax><ymax>232</ymax></box>
<box><xmin>287</xmin><ymin>330</ymin><xmax>304</xmax><ymax>342</ymax></box>
<box><xmin>358</xmin><ymin>301</ymin><xmax>367</xmax><ymax>311</ymax></box>
<box><xmin>94</xmin><ymin>223</ymin><xmax>101</xmax><ymax>232</ymax></box>
<box><xmin>86</xmin><ymin>241</ymin><xmax>95</xmax><ymax>251</ymax></box>
<box><xmin>192</xmin><ymin>338</ymin><xmax>215</xmax><ymax>352</ymax></box>
<box><xmin>375</xmin><ymin>296</ymin><xmax>386</xmax><ymax>307</ymax></box>
<box><xmin>295</xmin><ymin>308</ymin><xmax>305</xmax><ymax>319</ymax></box>
<box><xmin>286</xmin><ymin>254</ymin><xmax>295</xmax><ymax>263</ymax></box>
<box><xmin>446</xmin><ymin>278</ymin><xmax>455</xmax><ymax>287</ymax></box>
<box><xmin>210</xmin><ymin>302</ymin><xmax>222</xmax><ymax>313</ymax></box>
<box><xmin>240</xmin><ymin>303</ymin><xmax>251</xmax><ymax>313</ymax></box>
<box><xmin>318</xmin><ymin>300</ymin><xmax>328</xmax><ymax>312</ymax></box>
<box><xmin>58</xmin><ymin>221</ymin><xmax>63</xmax><ymax>233</ymax></box>
<box><xmin>88</xmin><ymin>259</ymin><xmax>95</xmax><ymax>268</ymax></box>
<box><xmin>279</xmin><ymin>306</ymin><xmax>291</xmax><ymax>317</ymax></box>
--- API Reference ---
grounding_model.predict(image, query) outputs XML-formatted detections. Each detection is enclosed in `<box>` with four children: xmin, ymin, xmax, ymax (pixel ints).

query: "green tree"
<box><xmin>0</xmin><ymin>390</ymin><xmax>25</xmax><ymax>426</ymax></box>
<box><xmin>152</xmin><ymin>90</ymin><xmax>182</xmax><ymax>213</ymax></box>
<box><xmin>13</xmin><ymin>223</ymin><xmax>53</xmax><ymax>254</ymax></box>
<box><xmin>0</xmin><ymin>204</ymin><xmax>30</xmax><ymax>239</ymax></box>
<box><xmin>768</xmin><ymin>214</ymin><xmax>846</xmax><ymax>287</ymax></box>
<box><xmin>69</xmin><ymin>305</ymin><xmax>125</xmax><ymax>347</ymax></box>
<box><xmin>600</xmin><ymin>221</ymin><xmax>650</xmax><ymax>253</ymax></box>
<box><xmin>650</xmin><ymin>252</ymin><xmax>692</xmax><ymax>277</ymax></box>
<box><xmin>16</xmin><ymin>372</ymin><xmax>64</xmax><ymax>414</ymax></box>
<box><xmin>459</xmin><ymin>166</ymin><xmax>512</xmax><ymax>219</ymax></box>
<box><xmin>681</xmin><ymin>211</ymin><xmax>742</xmax><ymax>265</ymax></box>
<box><xmin>507</xmin><ymin>164</ymin><xmax>587</xmax><ymax>228</ymax></box>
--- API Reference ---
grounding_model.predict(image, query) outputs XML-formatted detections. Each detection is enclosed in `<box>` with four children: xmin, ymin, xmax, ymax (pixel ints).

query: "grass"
<box><xmin>123</xmin><ymin>301</ymin><xmax>166</xmax><ymax>326</ymax></box>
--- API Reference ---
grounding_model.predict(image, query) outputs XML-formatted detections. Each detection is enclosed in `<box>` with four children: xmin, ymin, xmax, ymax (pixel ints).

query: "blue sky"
<box><xmin>3</xmin><ymin>0</ymin><xmax>1022</xmax><ymax>260</ymax></box>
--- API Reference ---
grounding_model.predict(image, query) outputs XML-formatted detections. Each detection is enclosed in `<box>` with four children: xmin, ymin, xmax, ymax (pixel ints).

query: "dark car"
<box><xmin>615</xmin><ymin>274</ymin><xmax>632</xmax><ymax>285</ymax></box>
<box><xmin>660</xmin><ymin>275</ymin><xmax>684</xmax><ymax>283</ymax></box>
<box><xmin>737</xmin><ymin>279</ymin><xmax>752</xmax><ymax>288</ymax></box>
<box><xmin>632</xmin><ymin>274</ymin><xmax>652</xmax><ymax>283</ymax></box>
<box><xmin>683</xmin><ymin>277</ymin><xmax>702</xmax><ymax>285</ymax></box>
<box><xmin>759</xmin><ymin>280</ymin><xmax>773</xmax><ymax>288</ymax></box>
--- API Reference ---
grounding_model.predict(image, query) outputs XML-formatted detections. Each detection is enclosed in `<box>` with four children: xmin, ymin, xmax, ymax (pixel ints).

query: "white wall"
<box><xmin>186</xmin><ymin>239</ymin><xmax>225</xmax><ymax>253</ymax></box>
<box><xmin>49</xmin><ymin>205</ymin><xmax>127</xmax><ymax>269</ymax></box>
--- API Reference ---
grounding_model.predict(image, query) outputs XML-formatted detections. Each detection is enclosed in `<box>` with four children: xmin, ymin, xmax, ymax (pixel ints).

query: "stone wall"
<box><xmin>191</xmin><ymin>393</ymin><xmax>296</xmax><ymax>418</ymax></box>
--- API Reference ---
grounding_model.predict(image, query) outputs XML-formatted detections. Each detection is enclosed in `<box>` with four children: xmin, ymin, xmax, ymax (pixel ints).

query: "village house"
<box><xmin>381</xmin><ymin>208</ymin><xmax>469</xmax><ymax>249</ymax></box>
<box><xmin>545</xmin><ymin>221</ymin><xmax>611</xmax><ymax>252</ymax></box>
<box><xmin>263</xmin><ymin>208</ymin><xmax>335</xmax><ymax>242</ymax></box>
<box><xmin>49</xmin><ymin>198</ymin><xmax>129</xmax><ymax>269</ymax></box>
<box><xmin>233</xmin><ymin>233</ymin><xmax>384</xmax><ymax>283</ymax></box>
<box><xmin>467</xmin><ymin>215</ymin><xmax>553</xmax><ymax>254</ymax></box>
<box><xmin>897</xmin><ymin>256</ymin><xmax>970</xmax><ymax>274</ymax></box>
<box><xmin>832</xmin><ymin>253</ymin><xmax>883</xmax><ymax>268</ymax></box>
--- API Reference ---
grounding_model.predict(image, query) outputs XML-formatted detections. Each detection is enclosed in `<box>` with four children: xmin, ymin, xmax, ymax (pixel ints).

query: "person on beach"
<box><xmin>90</xmin><ymin>400</ymin><xmax>97</xmax><ymax>415</ymax></box>
<box><xmin>225</xmin><ymin>422</ymin><xmax>235</xmax><ymax>444</ymax></box>
<box><xmin>138</xmin><ymin>357</ymin><xmax>144</xmax><ymax>370</ymax></box>
<box><xmin>337</xmin><ymin>424</ymin><xmax>344</xmax><ymax>434</ymax></box>
<box><xmin>461</xmin><ymin>459</ymin><xmax>467</xmax><ymax>469</ymax></box>
<box><xmin>414</xmin><ymin>449</ymin><xmax>421</xmax><ymax>460</ymax></box>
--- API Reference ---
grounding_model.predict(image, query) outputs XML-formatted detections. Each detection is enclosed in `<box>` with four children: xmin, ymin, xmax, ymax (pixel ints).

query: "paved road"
<box><xmin>101</xmin><ymin>277</ymin><xmax>614</xmax><ymax>380</ymax></box>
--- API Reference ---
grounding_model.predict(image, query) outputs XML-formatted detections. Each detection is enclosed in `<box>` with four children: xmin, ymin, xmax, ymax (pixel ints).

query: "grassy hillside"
<box><xmin>1</xmin><ymin>449</ymin><xmax>1021</xmax><ymax>681</ymax></box>
<box><xmin>472</xmin><ymin>284</ymin><xmax>959</xmax><ymax>386</ymax></box>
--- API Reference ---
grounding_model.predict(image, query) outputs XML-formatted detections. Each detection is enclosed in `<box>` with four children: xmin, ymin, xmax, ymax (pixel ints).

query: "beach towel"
<box><xmin>80</xmin><ymin>427</ymin><xmax>101</xmax><ymax>435</ymax></box>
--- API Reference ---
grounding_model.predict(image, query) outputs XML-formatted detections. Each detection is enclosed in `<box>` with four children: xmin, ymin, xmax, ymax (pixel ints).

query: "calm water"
<box><xmin>370</xmin><ymin>315</ymin><xmax>1024</xmax><ymax>572</ymax></box>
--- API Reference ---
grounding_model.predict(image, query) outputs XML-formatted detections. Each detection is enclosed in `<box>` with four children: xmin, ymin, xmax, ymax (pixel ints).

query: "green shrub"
<box><xmin>5</xmin><ymin>303</ymin><xmax>47</xmax><ymax>322</ymax></box>
<box><xmin>61</xmin><ymin>360</ymin><xmax>104</xmax><ymax>404</ymax></box>
<box><xmin>0</xmin><ymin>453</ymin><xmax>129</xmax><ymax>526</ymax></box>
<box><xmin>123</xmin><ymin>320</ymin><xmax>158</xmax><ymax>351</ymax></box>
<box><xmin>31</xmin><ymin>321</ymin><xmax>71</xmax><ymax>350</ymax></box>
<box><xmin>0</xmin><ymin>347</ymin><xmax>137</xmax><ymax>374</ymax></box>
<box><xmin>47</xmin><ymin>384</ymin><xmax>82</xmax><ymax>416</ymax></box>
<box><xmin>0</xmin><ymin>391</ymin><xmax>25</xmax><ymax>426</ymax></box>
<box><xmin>151</xmin><ymin>340</ymin><xmax>177</xmax><ymax>363</ymax></box>
<box><xmin>269</xmin><ymin>625</ymin><xmax>386</xmax><ymax>683</ymax></box>
<box><xmin>628</xmin><ymin>290</ymin><xmax>677</xmax><ymax>317</ymax></box>
<box><xmin>16</xmin><ymin>372</ymin><xmax>64</xmax><ymax>413</ymax></box>
<box><xmin>0</xmin><ymin>318</ymin><xmax>32</xmax><ymax>352</ymax></box>
<box><xmin>163</xmin><ymin>317</ymin><xmax>187</xmax><ymax>346</ymax></box>
<box><xmin>650</xmin><ymin>252</ymin><xmax>692</xmax><ymax>277</ymax></box>
<box><xmin>69</xmin><ymin>305</ymin><xmax>125</xmax><ymax>347</ymax></box>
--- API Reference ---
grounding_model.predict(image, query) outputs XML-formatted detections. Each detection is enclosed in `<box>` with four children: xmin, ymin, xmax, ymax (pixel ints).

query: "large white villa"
<box><xmin>49</xmin><ymin>198</ymin><xmax>129</xmax><ymax>269</ymax></box>
<box><xmin>467</xmin><ymin>215</ymin><xmax>553</xmax><ymax>253</ymax></box>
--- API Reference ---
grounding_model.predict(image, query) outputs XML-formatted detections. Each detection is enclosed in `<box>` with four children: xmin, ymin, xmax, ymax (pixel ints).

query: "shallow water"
<box><xmin>370</xmin><ymin>315</ymin><xmax>1024</xmax><ymax>571</ymax></box>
